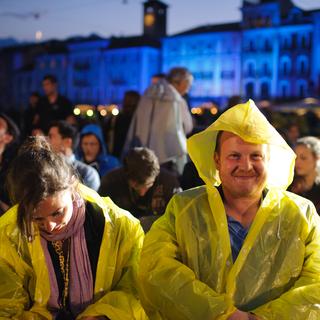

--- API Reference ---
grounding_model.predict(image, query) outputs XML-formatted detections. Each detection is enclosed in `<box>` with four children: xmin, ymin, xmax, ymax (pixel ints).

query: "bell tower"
<box><xmin>143</xmin><ymin>0</ymin><xmax>168</xmax><ymax>38</ymax></box>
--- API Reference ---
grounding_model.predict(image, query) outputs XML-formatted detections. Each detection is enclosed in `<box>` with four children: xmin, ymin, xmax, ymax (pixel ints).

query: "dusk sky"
<box><xmin>0</xmin><ymin>0</ymin><xmax>319</xmax><ymax>42</ymax></box>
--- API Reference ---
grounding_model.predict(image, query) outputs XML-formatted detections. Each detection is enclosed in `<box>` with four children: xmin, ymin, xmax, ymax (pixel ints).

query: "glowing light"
<box><xmin>303</xmin><ymin>97</ymin><xmax>318</xmax><ymax>104</ymax></box>
<box><xmin>100</xmin><ymin>109</ymin><xmax>107</xmax><ymax>117</ymax></box>
<box><xmin>35</xmin><ymin>31</ymin><xmax>43</xmax><ymax>41</ymax></box>
<box><xmin>73</xmin><ymin>108</ymin><xmax>81</xmax><ymax>115</ymax></box>
<box><xmin>112</xmin><ymin>108</ymin><xmax>119</xmax><ymax>116</ymax></box>
<box><xmin>210</xmin><ymin>107</ymin><xmax>218</xmax><ymax>115</ymax></box>
<box><xmin>191</xmin><ymin>108</ymin><xmax>198</xmax><ymax>114</ymax></box>
<box><xmin>86</xmin><ymin>110</ymin><xmax>94</xmax><ymax>117</ymax></box>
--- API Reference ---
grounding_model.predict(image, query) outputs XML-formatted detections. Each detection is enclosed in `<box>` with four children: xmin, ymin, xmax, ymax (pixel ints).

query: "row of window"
<box><xmin>245</xmin><ymin>81</ymin><xmax>308</xmax><ymax>99</ymax></box>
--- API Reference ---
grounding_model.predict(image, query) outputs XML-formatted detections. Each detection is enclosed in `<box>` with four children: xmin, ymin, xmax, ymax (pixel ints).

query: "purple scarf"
<box><xmin>40</xmin><ymin>194</ymin><xmax>94</xmax><ymax>317</ymax></box>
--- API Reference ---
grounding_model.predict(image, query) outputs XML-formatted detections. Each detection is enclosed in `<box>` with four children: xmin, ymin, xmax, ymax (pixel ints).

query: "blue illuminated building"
<box><xmin>0</xmin><ymin>0</ymin><xmax>319</xmax><ymax>111</ymax></box>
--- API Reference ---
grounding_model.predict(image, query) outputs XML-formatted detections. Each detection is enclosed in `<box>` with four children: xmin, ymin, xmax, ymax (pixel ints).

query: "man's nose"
<box><xmin>239</xmin><ymin>156</ymin><xmax>253</xmax><ymax>171</ymax></box>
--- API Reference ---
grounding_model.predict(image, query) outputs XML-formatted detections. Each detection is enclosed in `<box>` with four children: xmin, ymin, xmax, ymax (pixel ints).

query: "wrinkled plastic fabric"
<box><xmin>138</xmin><ymin>100</ymin><xmax>320</xmax><ymax>319</ymax></box>
<box><xmin>0</xmin><ymin>184</ymin><xmax>148</xmax><ymax>320</ymax></box>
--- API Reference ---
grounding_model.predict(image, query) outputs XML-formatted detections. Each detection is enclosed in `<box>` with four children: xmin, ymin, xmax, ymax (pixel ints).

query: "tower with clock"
<box><xmin>143</xmin><ymin>0</ymin><xmax>168</xmax><ymax>38</ymax></box>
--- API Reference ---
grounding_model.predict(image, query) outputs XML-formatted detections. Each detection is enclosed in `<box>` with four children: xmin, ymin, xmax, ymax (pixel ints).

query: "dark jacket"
<box><xmin>98</xmin><ymin>167</ymin><xmax>181</xmax><ymax>218</ymax></box>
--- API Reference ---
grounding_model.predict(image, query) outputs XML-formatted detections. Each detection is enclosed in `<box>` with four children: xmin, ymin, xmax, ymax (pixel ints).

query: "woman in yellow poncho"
<box><xmin>138</xmin><ymin>100</ymin><xmax>320</xmax><ymax>320</ymax></box>
<box><xmin>0</xmin><ymin>136</ymin><xmax>147</xmax><ymax>320</ymax></box>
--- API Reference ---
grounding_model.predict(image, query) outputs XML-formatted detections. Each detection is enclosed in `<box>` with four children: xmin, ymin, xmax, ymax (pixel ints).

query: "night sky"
<box><xmin>0</xmin><ymin>0</ymin><xmax>318</xmax><ymax>42</ymax></box>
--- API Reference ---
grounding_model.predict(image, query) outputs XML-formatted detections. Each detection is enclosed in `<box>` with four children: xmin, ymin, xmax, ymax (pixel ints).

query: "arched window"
<box><xmin>247</xmin><ymin>62</ymin><xmax>255</xmax><ymax>77</ymax></box>
<box><xmin>245</xmin><ymin>82</ymin><xmax>255</xmax><ymax>98</ymax></box>
<box><xmin>280</xmin><ymin>57</ymin><xmax>291</xmax><ymax>76</ymax></box>
<box><xmin>281</xmin><ymin>83</ymin><xmax>290</xmax><ymax>98</ymax></box>
<box><xmin>261</xmin><ymin>82</ymin><xmax>270</xmax><ymax>99</ymax></box>
<box><xmin>298</xmin><ymin>83</ymin><xmax>306</xmax><ymax>98</ymax></box>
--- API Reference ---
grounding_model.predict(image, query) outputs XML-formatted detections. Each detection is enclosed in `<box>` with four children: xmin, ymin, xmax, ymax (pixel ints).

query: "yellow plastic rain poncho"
<box><xmin>0</xmin><ymin>184</ymin><xmax>148</xmax><ymax>320</ymax></box>
<box><xmin>138</xmin><ymin>100</ymin><xmax>320</xmax><ymax>320</ymax></box>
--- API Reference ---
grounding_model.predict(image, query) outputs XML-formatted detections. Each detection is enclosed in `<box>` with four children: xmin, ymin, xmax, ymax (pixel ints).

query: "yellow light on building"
<box><xmin>73</xmin><ymin>107</ymin><xmax>81</xmax><ymax>116</ymax></box>
<box><xmin>111</xmin><ymin>108</ymin><xmax>119</xmax><ymax>116</ymax></box>
<box><xmin>86</xmin><ymin>109</ymin><xmax>94</xmax><ymax>117</ymax></box>
<box><xmin>210</xmin><ymin>107</ymin><xmax>218</xmax><ymax>115</ymax></box>
<box><xmin>100</xmin><ymin>109</ymin><xmax>107</xmax><ymax>117</ymax></box>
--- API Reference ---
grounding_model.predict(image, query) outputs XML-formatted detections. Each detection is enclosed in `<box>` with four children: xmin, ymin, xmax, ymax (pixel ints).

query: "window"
<box><xmin>298</xmin><ymin>83</ymin><xmax>306</xmax><ymax>98</ymax></box>
<box><xmin>281</xmin><ymin>84</ymin><xmax>288</xmax><ymax>98</ymax></box>
<box><xmin>261</xmin><ymin>82</ymin><xmax>270</xmax><ymax>99</ymax></box>
<box><xmin>246</xmin><ymin>82</ymin><xmax>254</xmax><ymax>98</ymax></box>
<box><xmin>247</xmin><ymin>62</ymin><xmax>255</xmax><ymax>77</ymax></box>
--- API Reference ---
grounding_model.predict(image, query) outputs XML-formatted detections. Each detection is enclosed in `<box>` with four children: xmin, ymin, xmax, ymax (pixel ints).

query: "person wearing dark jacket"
<box><xmin>98</xmin><ymin>147</ymin><xmax>181</xmax><ymax>219</ymax></box>
<box><xmin>104</xmin><ymin>90</ymin><xmax>140</xmax><ymax>158</ymax></box>
<box><xmin>36</xmin><ymin>74</ymin><xmax>74</xmax><ymax>133</ymax></box>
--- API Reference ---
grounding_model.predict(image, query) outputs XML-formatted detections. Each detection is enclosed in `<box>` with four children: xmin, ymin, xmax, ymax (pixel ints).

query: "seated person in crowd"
<box><xmin>0</xmin><ymin>113</ymin><xmax>20</xmax><ymax>215</ymax></box>
<box><xmin>98</xmin><ymin>147</ymin><xmax>181</xmax><ymax>219</ymax></box>
<box><xmin>78</xmin><ymin>124</ymin><xmax>120</xmax><ymax>177</ymax></box>
<box><xmin>139</xmin><ymin>100</ymin><xmax>320</xmax><ymax>320</ymax></box>
<box><xmin>289</xmin><ymin>136</ymin><xmax>320</xmax><ymax>212</ymax></box>
<box><xmin>0</xmin><ymin>136</ymin><xmax>147</xmax><ymax>320</ymax></box>
<box><xmin>48</xmin><ymin>121</ymin><xmax>100</xmax><ymax>191</ymax></box>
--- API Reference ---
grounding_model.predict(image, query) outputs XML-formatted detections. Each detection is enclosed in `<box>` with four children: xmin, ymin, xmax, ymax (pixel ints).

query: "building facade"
<box><xmin>0</xmin><ymin>0</ymin><xmax>319</xmax><ymax>112</ymax></box>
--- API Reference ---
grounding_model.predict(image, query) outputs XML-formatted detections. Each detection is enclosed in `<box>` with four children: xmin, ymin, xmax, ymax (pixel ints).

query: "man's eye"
<box><xmin>252</xmin><ymin>154</ymin><xmax>263</xmax><ymax>160</ymax></box>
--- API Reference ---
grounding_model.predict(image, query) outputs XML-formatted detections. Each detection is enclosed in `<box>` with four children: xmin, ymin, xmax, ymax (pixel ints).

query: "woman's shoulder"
<box><xmin>0</xmin><ymin>205</ymin><xmax>19</xmax><ymax>232</ymax></box>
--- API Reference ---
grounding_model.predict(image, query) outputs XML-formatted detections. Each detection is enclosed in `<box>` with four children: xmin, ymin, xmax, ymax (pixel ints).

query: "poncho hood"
<box><xmin>187</xmin><ymin>99</ymin><xmax>296</xmax><ymax>190</ymax></box>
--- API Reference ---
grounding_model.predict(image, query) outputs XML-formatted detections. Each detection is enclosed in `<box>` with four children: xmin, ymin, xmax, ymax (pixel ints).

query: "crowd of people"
<box><xmin>0</xmin><ymin>67</ymin><xmax>320</xmax><ymax>319</ymax></box>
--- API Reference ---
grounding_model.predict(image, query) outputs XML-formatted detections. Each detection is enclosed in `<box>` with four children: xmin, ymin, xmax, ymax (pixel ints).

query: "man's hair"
<box><xmin>49</xmin><ymin>120</ymin><xmax>79</xmax><ymax>150</ymax></box>
<box><xmin>123</xmin><ymin>147</ymin><xmax>160</xmax><ymax>184</ymax></box>
<box><xmin>296</xmin><ymin>136</ymin><xmax>320</xmax><ymax>183</ymax></box>
<box><xmin>214</xmin><ymin>131</ymin><xmax>223</xmax><ymax>154</ymax></box>
<box><xmin>167</xmin><ymin>67</ymin><xmax>192</xmax><ymax>85</ymax></box>
<box><xmin>43</xmin><ymin>74</ymin><xmax>57</xmax><ymax>84</ymax></box>
<box><xmin>6</xmin><ymin>136</ymin><xmax>77</xmax><ymax>239</ymax></box>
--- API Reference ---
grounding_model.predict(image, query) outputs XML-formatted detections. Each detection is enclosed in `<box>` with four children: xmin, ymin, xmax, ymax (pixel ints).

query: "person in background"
<box><xmin>79</xmin><ymin>124</ymin><xmax>120</xmax><ymax>177</ymax></box>
<box><xmin>48</xmin><ymin>121</ymin><xmax>100</xmax><ymax>191</ymax></box>
<box><xmin>0</xmin><ymin>113</ymin><xmax>20</xmax><ymax>215</ymax></box>
<box><xmin>180</xmin><ymin>160</ymin><xmax>204</xmax><ymax>190</ymax></box>
<box><xmin>138</xmin><ymin>100</ymin><xmax>320</xmax><ymax>320</ymax></box>
<box><xmin>99</xmin><ymin>147</ymin><xmax>181</xmax><ymax>219</ymax></box>
<box><xmin>289</xmin><ymin>136</ymin><xmax>320</xmax><ymax>212</ymax></box>
<box><xmin>104</xmin><ymin>90</ymin><xmax>140</xmax><ymax>158</ymax></box>
<box><xmin>285</xmin><ymin>122</ymin><xmax>301</xmax><ymax>148</ymax></box>
<box><xmin>0</xmin><ymin>136</ymin><xmax>147</xmax><ymax>320</ymax></box>
<box><xmin>123</xmin><ymin>67</ymin><xmax>194</xmax><ymax>176</ymax></box>
<box><xmin>31</xmin><ymin>126</ymin><xmax>45</xmax><ymax>137</ymax></box>
<box><xmin>23</xmin><ymin>91</ymin><xmax>40</xmax><ymax>138</ymax></box>
<box><xmin>150</xmin><ymin>73</ymin><xmax>166</xmax><ymax>85</ymax></box>
<box><xmin>36</xmin><ymin>74</ymin><xmax>75</xmax><ymax>133</ymax></box>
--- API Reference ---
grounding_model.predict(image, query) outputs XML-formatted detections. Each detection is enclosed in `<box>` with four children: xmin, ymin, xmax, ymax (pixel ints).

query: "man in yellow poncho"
<box><xmin>138</xmin><ymin>100</ymin><xmax>320</xmax><ymax>320</ymax></box>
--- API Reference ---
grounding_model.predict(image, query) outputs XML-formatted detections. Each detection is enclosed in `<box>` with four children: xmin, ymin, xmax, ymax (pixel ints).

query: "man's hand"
<box><xmin>227</xmin><ymin>310</ymin><xmax>261</xmax><ymax>320</ymax></box>
<box><xmin>80</xmin><ymin>317</ymin><xmax>108</xmax><ymax>320</ymax></box>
